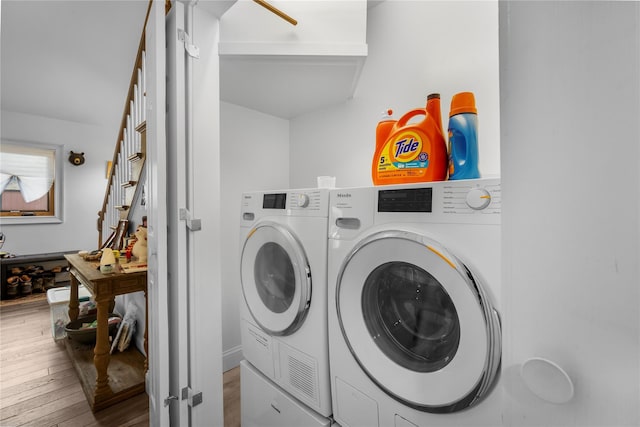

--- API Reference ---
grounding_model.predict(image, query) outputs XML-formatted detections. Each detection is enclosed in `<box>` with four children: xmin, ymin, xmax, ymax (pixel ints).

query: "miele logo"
<box><xmin>336</xmin><ymin>193</ymin><xmax>352</xmax><ymax>198</ymax></box>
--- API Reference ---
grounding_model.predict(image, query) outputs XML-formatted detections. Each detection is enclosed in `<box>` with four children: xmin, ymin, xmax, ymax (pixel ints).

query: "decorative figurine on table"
<box><xmin>100</xmin><ymin>249</ymin><xmax>116</xmax><ymax>273</ymax></box>
<box><xmin>131</xmin><ymin>225</ymin><xmax>148</xmax><ymax>262</ymax></box>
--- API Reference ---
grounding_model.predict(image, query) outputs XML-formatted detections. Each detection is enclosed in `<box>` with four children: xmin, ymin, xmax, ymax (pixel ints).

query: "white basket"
<box><xmin>46</xmin><ymin>286</ymin><xmax>91</xmax><ymax>340</ymax></box>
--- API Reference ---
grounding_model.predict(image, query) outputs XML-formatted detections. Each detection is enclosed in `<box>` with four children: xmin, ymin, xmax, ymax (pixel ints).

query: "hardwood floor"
<box><xmin>223</xmin><ymin>365</ymin><xmax>241</xmax><ymax>427</ymax></box>
<box><xmin>0</xmin><ymin>297</ymin><xmax>241</xmax><ymax>427</ymax></box>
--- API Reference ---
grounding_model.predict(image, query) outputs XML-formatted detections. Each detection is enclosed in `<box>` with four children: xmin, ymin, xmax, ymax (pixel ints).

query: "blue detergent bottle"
<box><xmin>447</xmin><ymin>92</ymin><xmax>480</xmax><ymax>180</ymax></box>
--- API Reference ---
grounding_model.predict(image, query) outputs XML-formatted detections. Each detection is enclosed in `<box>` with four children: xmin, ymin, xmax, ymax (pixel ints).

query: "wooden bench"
<box><xmin>0</xmin><ymin>250</ymin><xmax>78</xmax><ymax>300</ymax></box>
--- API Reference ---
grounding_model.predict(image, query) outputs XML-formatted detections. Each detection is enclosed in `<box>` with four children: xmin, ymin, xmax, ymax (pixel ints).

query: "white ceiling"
<box><xmin>1</xmin><ymin>0</ymin><xmax>149</xmax><ymax>131</ymax></box>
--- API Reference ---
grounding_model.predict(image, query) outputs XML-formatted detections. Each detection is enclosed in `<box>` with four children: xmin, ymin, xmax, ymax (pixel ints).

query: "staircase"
<box><xmin>97</xmin><ymin>31</ymin><xmax>147</xmax><ymax>249</ymax></box>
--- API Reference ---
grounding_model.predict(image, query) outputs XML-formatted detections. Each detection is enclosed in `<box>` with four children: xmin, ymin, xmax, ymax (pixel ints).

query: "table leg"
<box><xmin>94</xmin><ymin>295</ymin><xmax>111</xmax><ymax>398</ymax></box>
<box><xmin>68</xmin><ymin>273</ymin><xmax>79</xmax><ymax>321</ymax></box>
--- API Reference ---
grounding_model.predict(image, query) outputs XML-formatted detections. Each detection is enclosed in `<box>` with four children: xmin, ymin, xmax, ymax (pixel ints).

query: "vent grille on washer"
<box><xmin>288</xmin><ymin>355</ymin><xmax>318</xmax><ymax>402</ymax></box>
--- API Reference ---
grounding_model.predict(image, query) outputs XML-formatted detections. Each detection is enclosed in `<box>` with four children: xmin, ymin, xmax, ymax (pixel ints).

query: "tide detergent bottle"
<box><xmin>447</xmin><ymin>92</ymin><xmax>480</xmax><ymax>180</ymax></box>
<box><xmin>372</xmin><ymin>94</ymin><xmax>448</xmax><ymax>185</ymax></box>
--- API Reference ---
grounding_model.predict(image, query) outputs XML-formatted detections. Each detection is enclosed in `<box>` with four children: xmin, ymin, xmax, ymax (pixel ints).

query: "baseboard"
<box><xmin>223</xmin><ymin>345</ymin><xmax>243</xmax><ymax>372</ymax></box>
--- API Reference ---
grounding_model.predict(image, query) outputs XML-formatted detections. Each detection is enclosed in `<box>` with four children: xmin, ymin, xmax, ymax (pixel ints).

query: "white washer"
<box><xmin>240</xmin><ymin>189</ymin><xmax>332</xmax><ymax>417</ymax></box>
<box><xmin>327</xmin><ymin>178</ymin><xmax>502</xmax><ymax>427</ymax></box>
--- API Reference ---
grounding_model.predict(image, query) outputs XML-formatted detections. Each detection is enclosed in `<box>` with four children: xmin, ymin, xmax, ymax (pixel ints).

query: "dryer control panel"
<box><xmin>286</xmin><ymin>191</ymin><xmax>325</xmax><ymax>211</ymax></box>
<box><xmin>241</xmin><ymin>188</ymin><xmax>330</xmax><ymax>223</ymax></box>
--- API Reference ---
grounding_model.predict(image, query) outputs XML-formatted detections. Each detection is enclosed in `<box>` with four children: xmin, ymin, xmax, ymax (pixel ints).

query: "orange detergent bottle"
<box><xmin>372</xmin><ymin>93</ymin><xmax>448</xmax><ymax>185</ymax></box>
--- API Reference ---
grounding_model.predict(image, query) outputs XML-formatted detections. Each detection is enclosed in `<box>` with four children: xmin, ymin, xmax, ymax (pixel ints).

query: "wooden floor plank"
<box><xmin>0</xmin><ymin>368</ymin><xmax>80</xmax><ymax>408</ymax></box>
<box><xmin>0</xmin><ymin>341</ymin><xmax>62</xmax><ymax>363</ymax></box>
<box><xmin>1</xmin><ymin>389</ymin><xmax>87</xmax><ymax>426</ymax></box>
<box><xmin>0</xmin><ymin>351</ymin><xmax>69</xmax><ymax>377</ymax></box>
<box><xmin>0</xmin><ymin>366</ymin><xmax>78</xmax><ymax>398</ymax></box>
<box><xmin>1</xmin><ymin>367</ymin><xmax>53</xmax><ymax>390</ymax></box>
<box><xmin>0</xmin><ymin>333</ymin><xmax>56</xmax><ymax>352</ymax></box>
<box><xmin>0</xmin><ymin>381</ymin><xmax>82</xmax><ymax>421</ymax></box>
<box><xmin>19</xmin><ymin>399</ymin><xmax>90</xmax><ymax>427</ymax></box>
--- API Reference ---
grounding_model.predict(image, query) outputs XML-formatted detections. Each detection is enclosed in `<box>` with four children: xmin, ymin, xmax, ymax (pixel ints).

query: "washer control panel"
<box><xmin>329</xmin><ymin>178</ymin><xmax>501</xmax><ymax>229</ymax></box>
<box><xmin>441</xmin><ymin>180</ymin><xmax>501</xmax><ymax>216</ymax></box>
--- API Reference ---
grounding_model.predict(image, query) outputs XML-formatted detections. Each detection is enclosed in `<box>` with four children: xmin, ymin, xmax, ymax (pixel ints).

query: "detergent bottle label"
<box><xmin>371</xmin><ymin>94</ymin><xmax>447</xmax><ymax>185</ymax></box>
<box><xmin>376</xmin><ymin>130</ymin><xmax>430</xmax><ymax>178</ymax></box>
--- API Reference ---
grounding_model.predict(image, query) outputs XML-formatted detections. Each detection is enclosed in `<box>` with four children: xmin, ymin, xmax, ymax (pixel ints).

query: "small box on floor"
<box><xmin>46</xmin><ymin>286</ymin><xmax>91</xmax><ymax>340</ymax></box>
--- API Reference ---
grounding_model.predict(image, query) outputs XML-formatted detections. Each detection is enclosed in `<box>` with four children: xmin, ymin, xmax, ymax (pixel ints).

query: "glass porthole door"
<box><xmin>241</xmin><ymin>221</ymin><xmax>311</xmax><ymax>336</ymax></box>
<box><xmin>337</xmin><ymin>230</ymin><xmax>501</xmax><ymax>413</ymax></box>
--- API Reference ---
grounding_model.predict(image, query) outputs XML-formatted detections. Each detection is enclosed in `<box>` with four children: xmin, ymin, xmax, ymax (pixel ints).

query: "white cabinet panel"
<box><xmin>219</xmin><ymin>0</ymin><xmax>368</xmax><ymax>118</ymax></box>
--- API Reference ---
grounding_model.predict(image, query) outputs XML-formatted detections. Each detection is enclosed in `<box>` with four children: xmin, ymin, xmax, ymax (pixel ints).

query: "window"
<box><xmin>0</xmin><ymin>141</ymin><xmax>63</xmax><ymax>224</ymax></box>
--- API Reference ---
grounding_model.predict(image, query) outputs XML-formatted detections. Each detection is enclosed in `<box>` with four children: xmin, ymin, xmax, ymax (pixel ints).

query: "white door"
<box><xmin>145</xmin><ymin>0</ymin><xmax>170</xmax><ymax>424</ymax></box>
<box><xmin>166</xmin><ymin>2</ymin><xmax>225</xmax><ymax>426</ymax></box>
<box><xmin>336</xmin><ymin>230</ymin><xmax>501</xmax><ymax>413</ymax></box>
<box><xmin>240</xmin><ymin>221</ymin><xmax>312</xmax><ymax>336</ymax></box>
<box><xmin>165</xmin><ymin>2</ymin><xmax>191</xmax><ymax>424</ymax></box>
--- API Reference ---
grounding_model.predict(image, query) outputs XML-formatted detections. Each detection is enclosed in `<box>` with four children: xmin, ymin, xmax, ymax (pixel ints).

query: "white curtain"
<box><xmin>0</xmin><ymin>144</ymin><xmax>55</xmax><ymax>203</ymax></box>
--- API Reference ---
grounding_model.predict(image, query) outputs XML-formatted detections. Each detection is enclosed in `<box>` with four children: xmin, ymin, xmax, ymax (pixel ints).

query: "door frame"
<box><xmin>145</xmin><ymin>0</ymin><xmax>170</xmax><ymax>424</ymax></box>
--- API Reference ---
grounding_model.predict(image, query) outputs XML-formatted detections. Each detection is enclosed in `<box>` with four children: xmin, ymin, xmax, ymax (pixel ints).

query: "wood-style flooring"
<box><xmin>0</xmin><ymin>296</ymin><xmax>241</xmax><ymax>427</ymax></box>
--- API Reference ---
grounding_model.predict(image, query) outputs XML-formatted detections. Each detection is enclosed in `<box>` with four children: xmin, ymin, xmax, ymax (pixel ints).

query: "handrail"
<box><xmin>98</xmin><ymin>0</ymin><xmax>153</xmax><ymax>248</ymax></box>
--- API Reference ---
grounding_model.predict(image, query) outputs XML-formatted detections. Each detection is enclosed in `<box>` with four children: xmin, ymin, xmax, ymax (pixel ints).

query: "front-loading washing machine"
<box><xmin>327</xmin><ymin>178</ymin><xmax>502</xmax><ymax>427</ymax></box>
<box><xmin>240</xmin><ymin>188</ymin><xmax>332</xmax><ymax>418</ymax></box>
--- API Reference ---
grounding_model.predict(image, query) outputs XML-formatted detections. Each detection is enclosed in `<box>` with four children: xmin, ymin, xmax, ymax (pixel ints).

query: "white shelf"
<box><xmin>218</xmin><ymin>1</ymin><xmax>368</xmax><ymax>119</ymax></box>
<box><xmin>219</xmin><ymin>44</ymin><xmax>367</xmax><ymax>119</ymax></box>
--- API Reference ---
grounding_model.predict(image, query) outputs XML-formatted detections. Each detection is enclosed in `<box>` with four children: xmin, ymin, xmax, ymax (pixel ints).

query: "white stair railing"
<box><xmin>98</xmin><ymin>37</ymin><xmax>147</xmax><ymax>249</ymax></box>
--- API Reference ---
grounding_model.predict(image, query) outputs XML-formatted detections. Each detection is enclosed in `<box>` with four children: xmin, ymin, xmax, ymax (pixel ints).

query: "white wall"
<box><xmin>500</xmin><ymin>2</ymin><xmax>639</xmax><ymax>425</ymax></box>
<box><xmin>290</xmin><ymin>1</ymin><xmax>500</xmax><ymax>188</ymax></box>
<box><xmin>220</xmin><ymin>101</ymin><xmax>289</xmax><ymax>370</ymax></box>
<box><xmin>0</xmin><ymin>110</ymin><xmax>115</xmax><ymax>254</ymax></box>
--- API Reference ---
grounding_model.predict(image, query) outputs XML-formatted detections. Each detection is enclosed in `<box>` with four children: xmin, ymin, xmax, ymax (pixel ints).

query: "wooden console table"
<box><xmin>64</xmin><ymin>253</ymin><xmax>148</xmax><ymax>412</ymax></box>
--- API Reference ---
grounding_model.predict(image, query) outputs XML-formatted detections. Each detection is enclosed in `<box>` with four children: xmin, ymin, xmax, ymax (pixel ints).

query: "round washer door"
<box><xmin>337</xmin><ymin>230</ymin><xmax>501</xmax><ymax>413</ymax></box>
<box><xmin>241</xmin><ymin>221</ymin><xmax>311</xmax><ymax>336</ymax></box>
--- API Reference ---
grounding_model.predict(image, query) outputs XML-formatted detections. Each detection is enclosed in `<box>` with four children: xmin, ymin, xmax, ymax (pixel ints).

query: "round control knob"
<box><xmin>297</xmin><ymin>194</ymin><xmax>310</xmax><ymax>208</ymax></box>
<box><xmin>466</xmin><ymin>188</ymin><xmax>491</xmax><ymax>210</ymax></box>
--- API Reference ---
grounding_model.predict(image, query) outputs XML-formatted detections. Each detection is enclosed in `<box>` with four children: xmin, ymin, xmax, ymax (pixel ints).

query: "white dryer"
<box><xmin>327</xmin><ymin>178</ymin><xmax>502</xmax><ymax>427</ymax></box>
<box><xmin>240</xmin><ymin>189</ymin><xmax>332</xmax><ymax>417</ymax></box>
